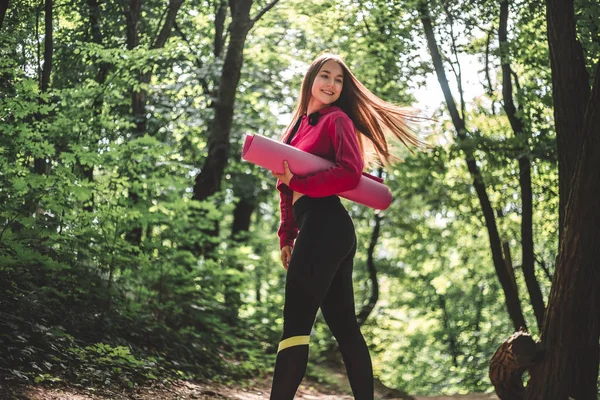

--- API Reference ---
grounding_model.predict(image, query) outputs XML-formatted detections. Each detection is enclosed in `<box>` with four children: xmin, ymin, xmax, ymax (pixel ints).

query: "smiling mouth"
<box><xmin>322</xmin><ymin>90</ymin><xmax>334</xmax><ymax>95</ymax></box>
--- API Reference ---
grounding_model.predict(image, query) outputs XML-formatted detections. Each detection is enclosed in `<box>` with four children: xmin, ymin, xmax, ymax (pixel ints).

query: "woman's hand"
<box><xmin>281</xmin><ymin>245</ymin><xmax>292</xmax><ymax>270</ymax></box>
<box><xmin>271</xmin><ymin>160</ymin><xmax>294</xmax><ymax>186</ymax></box>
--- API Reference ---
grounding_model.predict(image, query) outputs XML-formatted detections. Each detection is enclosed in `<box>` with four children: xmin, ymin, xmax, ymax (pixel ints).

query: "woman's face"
<box><xmin>309</xmin><ymin>59</ymin><xmax>344</xmax><ymax>110</ymax></box>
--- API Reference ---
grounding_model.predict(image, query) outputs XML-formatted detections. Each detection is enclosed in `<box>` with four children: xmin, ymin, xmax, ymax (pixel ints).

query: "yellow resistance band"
<box><xmin>278</xmin><ymin>335</ymin><xmax>310</xmax><ymax>353</ymax></box>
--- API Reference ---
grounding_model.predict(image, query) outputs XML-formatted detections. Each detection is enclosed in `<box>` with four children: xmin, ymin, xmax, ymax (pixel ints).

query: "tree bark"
<box><xmin>525</xmin><ymin>1</ymin><xmax>600</xmax><ymax>398</ymax></box>
<box><xmin>544</xmin><ymin>0</ymin><xmax>590</xmax><ymax>243</ymax></box>
<box><xmin>0</xmin><ymin>0</ymin><xmax>9</xmax><ymax>30</ymax></box>
<box><xmin>418</xmin><ymin>0</ymin><xmax>527</xmax><ymax>331</ymax></box>
<box><xmin>498</xmin><ymin>0</ymin><xmax>545</xmax><ymax>332</ymax></box>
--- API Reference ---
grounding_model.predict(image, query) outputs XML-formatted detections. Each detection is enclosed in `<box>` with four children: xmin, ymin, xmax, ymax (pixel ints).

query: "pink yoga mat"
<box><xmin>241</xmin><ymin>134</ymin><xmax>392</xmax><ymax>210</ymax></box>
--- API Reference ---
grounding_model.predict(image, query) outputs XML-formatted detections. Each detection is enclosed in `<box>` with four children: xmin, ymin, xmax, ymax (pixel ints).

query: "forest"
<box><xmin>0</xmin><ymin>0</ymin><xmax>599</xmax><ymax>399</ymax></box>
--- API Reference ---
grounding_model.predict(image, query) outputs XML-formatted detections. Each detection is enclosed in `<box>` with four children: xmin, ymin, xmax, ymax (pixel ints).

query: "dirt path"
<box><xmin>1</xmin><ymin>380</ymin><xmax>498</xmax><ymax>400</ymax></box>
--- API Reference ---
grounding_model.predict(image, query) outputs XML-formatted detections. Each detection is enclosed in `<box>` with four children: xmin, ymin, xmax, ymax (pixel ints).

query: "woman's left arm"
<box><xmin>288</xmin><ymin>116</ymin><xmax>364</xmax><ymax>197</ymax></box>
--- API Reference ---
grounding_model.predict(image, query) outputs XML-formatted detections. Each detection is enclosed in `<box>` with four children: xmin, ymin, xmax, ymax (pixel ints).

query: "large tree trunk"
<box><xmin>498</xmin><ymin>0</ymin><xmax>545</xmax><ymax>332</ymax></box>
<box><xmin>192</xmin><ymin>0</ymin><xmax>279</xmax><ymax>202</ymax></box>
<box><xmin>192</xmin><ymin>3</ymin><xmax>253</xmax><ymax>202</ymax></box>
<box><xmin>191</xmin><ymin>0</ymin><xmax>279</xmax><ymax>258</ymax></box>
<box><xmin>544</xmin><ymin>0</ymin><xmax>590</xmax><ymax>243</ymax></box>
<box><xmin>418</xmin><ymin>0</ymin><xmax>527</xmax><ymax>331</ymax></box>
<box><xmin>526</xmin><ymin>63</ymin><xmax>600</xmax><ymax>399</ymax></box>
<box><xmin>524</xmin><ymin>1</ymin><xmax>600</xmax><ymax>398</ymax></box>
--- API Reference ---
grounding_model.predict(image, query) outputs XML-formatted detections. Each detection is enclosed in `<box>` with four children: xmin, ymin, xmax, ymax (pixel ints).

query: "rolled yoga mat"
<box><xmin>241</xmin><ymin>133</ymin><xmax>393</xmax><ymax>210</ymax></box>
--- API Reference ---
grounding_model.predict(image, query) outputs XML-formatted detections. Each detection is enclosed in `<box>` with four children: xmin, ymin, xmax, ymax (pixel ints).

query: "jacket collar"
<box><xmin>304</xmin><ymin>105</ymin><xmax>340</xmax><ymax>126</ymax></box>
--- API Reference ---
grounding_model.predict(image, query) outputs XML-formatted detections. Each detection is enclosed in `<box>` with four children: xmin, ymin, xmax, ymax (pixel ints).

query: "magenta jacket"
<box><xmin>276</xmin><ymin>106</ymin><xmax>364</xmax><ymax>249</ymax></box>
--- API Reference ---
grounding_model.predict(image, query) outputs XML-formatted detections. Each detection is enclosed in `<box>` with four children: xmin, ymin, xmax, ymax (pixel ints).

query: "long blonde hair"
<box><xmin>282</xmin><ymin>53</ymin><xmax>426</xmax><ymax>168</ymax></box>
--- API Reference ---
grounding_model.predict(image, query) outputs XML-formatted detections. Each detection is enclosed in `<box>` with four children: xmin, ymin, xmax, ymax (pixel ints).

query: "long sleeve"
<box><xmin>288</xmin><ymin>116</ymin><xmax>364</xmax><ymax>197</ymax></box>
<box><xmin>277</xmin><ymin>189</ymin><xmax>299</xmax><ymax>249</ymax></box>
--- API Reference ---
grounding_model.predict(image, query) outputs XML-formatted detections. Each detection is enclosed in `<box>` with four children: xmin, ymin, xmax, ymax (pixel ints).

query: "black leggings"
<box><xmin>270</xmin><ymin>195</ymin><xmax>373</xmax><ymax>399</ymax></box>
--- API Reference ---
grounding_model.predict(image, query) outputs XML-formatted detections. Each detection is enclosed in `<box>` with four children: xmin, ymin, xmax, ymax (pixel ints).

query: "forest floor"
<box><xmin>1</xmin><ymin>375</ymin><xmax>499</xmax><ymax>400</ymax></box>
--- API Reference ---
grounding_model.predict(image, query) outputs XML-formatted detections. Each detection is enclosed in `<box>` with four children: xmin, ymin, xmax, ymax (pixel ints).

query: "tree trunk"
<box><xmin>130</xmin><ymin>0</ymin><xmax>183</xmax><ymax>134</ymax></box>
<box><xmin>418</xmin><ymin>0</ymin><xmax>527</xmax><ymax>331</ymax></box>
<box><xmin>40</xmin><ymin>0</ymin><xmax>52</xmax><ymax>93</ymax></box>
<box><xmin>123</xmin><ymin>0</ymin><xmax>144</xmax><ymax>244</ymax></box>
<box><xmin>192</xmin><ymin>0</ymin><xmax>279</xmax><ymax>202</ymax></box>
<box><xmin>152</xmin><ymin>0</ymin><xmax>183</xmax><ymax>49</ymax></box>
<box><xmin>0</xmin><ymin>0</ymin><xmax>9</xmax><ymax>30</ymax></box>
<box><xmin>544</xmin><ymin>0</ymin><xmax>590</xmax><ymax>243</ymax></box>
<box><xmin>525</xmin><ymin>1</ymin><xmax>600</xmax><ymax>398</ymax></box>
<box><xmin>438</xmin><ymin>294</ymin><xmax>459</xmax><ymax>368</ymax></box>
<box><xmin>33</xmin><ymin>0</ymin><xmax>53</xmax><ymax>176</ymax></box>
<box><xmin>193</xmin><ymin>3</ymin><xmax>253</xmax><ymax>202</ymax></box>
<box><xmin>124</xmin><ymin>0</ymin><xmax>183</xmax><ymax>245</ymax></box>
<box><xmin>190</xmin><ymin>0</ymin><xmax>279</xmax><ymax>258</ymax></box>
<box><xmin>125</xmin><ymin>0</ymin><xmax>146</xmax><ymax>137</ymax></box>
<box><xmin>214</xmin><ymin>0</ymin><xmax>226</xmax><ymax>58</ymax></box>
<box><xmin>232</xmin><ymin>197</ymin><xmax>255</xmax><ymax>239</ymax></box>
<box><xmin>80</xmin><ymin>0</ymin><xmax>110</xmax><ymax>211</ymax></box>
<box><xmin>498</xmin><ymin>0</ymin><xmax>545</xmax><ymax>331</ymax></box>
<box><xmin>125</xmin><ymin>0</ymin><xmax>141</xmax><ymax>51</ymax></box>
<box><xmin>466</xmin><ymin>285</ymin><xmax>485</xmax><ymax>387</ymax></box>
<box><xmin>356</xmin><ymin>194</ymin><xmax>381</xmax><ymax>327</ymax></box>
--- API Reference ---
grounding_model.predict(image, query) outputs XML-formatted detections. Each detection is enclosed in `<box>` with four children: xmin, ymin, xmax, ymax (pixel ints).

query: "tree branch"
<box><xmin>484</xmin><ymin>29</ymin><xmax>494</xmax><ymax>97</ymax></box>
<box><xmin>152</xmin><ymin>0</ymin><xmax>184</xmax><ymax>49</ymax></box>
<box><xmin>214</xmin><ymin>0</ymin><xmax>227</xmax><ymax>57</ymax></box>
<box><xmin>251</xmin><ymin>0</ymin><xmax>279</xmax><ymax>25</ymax></box>
<box><xmin>441</xmin><ymin>0</ymin><xmax>465</xmax><ymax>119</ymax></box>
<box><xmin>174</xmin><ymin>22</ymin><xmax>211</xmax><ymax>95</ymax></box>
<box><xmin>499</xmin><ymin>0</ymin><xmax>545</xmax><ymax>331</ymax></box>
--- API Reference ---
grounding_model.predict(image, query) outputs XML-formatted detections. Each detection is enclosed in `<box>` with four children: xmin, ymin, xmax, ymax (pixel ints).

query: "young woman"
<box><xmin>270</xmin><ymin>53</ymin><xmax>422</xmax><ymax>399</ymax></box>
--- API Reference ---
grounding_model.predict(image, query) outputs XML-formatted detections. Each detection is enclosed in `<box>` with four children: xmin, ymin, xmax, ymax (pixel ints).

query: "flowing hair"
<box><xmin>282</xmin><ymin>53</ymin><xmax>427</xmax><ymax>168</ymax></box>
